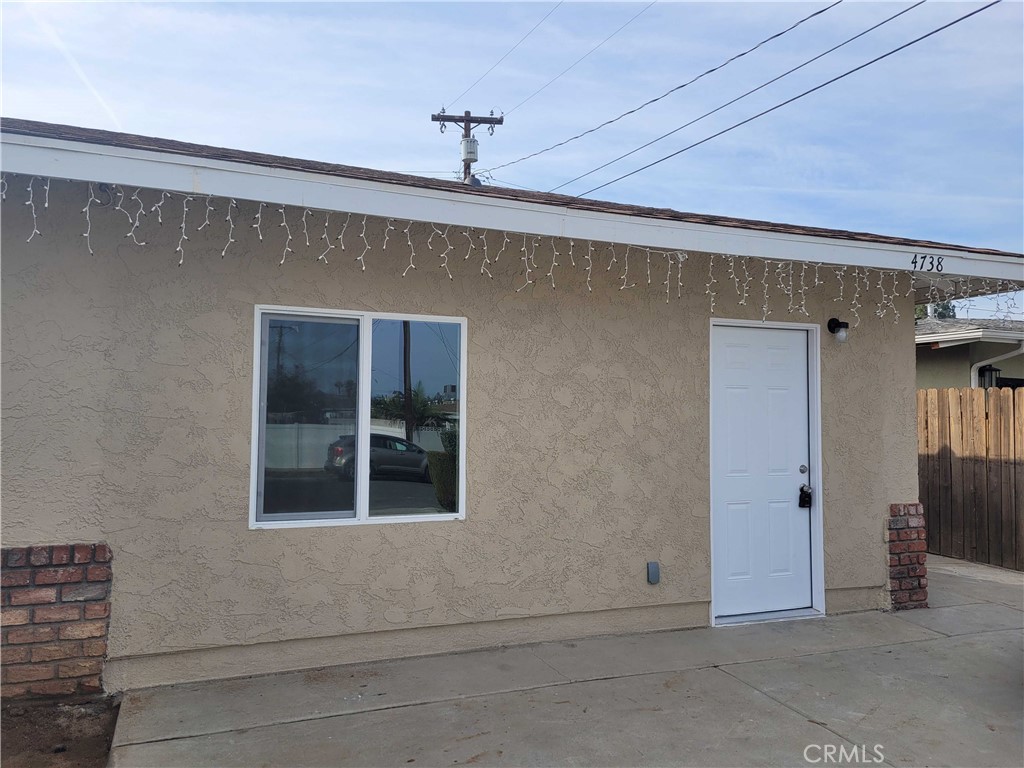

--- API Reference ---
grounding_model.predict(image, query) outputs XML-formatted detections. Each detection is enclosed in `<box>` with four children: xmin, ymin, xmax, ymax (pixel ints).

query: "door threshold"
<box><xmin>714</xmin><ymin>607</ymin><xmax>823</xmax><ymax>627</ymax></box>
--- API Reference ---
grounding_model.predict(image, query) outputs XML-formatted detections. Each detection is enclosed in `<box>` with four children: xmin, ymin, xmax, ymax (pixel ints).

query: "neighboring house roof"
<box><xmin>3</xmin><ymin>117</ymin><xmax>1019</xmax><ymax>261</ymax></box>
<box><xmin>915</xmin><ymin>318</ymin><xmax>1024</xmax><ymax>347</ymax></box>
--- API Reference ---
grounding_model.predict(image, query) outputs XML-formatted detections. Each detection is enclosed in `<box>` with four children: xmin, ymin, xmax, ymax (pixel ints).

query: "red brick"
<box><xmin>910</xmin><ymin>590</ymin><xmax>928</xmax><ymax>602</ymax></box>
<box><xmin>2</xmin><ymin>647</ymin><xmax>30</xmax><ymax>664</ymax></box>
<box><xmin>918</xmin><ymin>577</ymin><xmax>928</xmax><ymax>589</ymax></box>
<box><xmin>29</xmin><ymin>679</ymin><xmax>77</xmax><ymax>696</ymax></box>
<box><xmin>9</xmin><ymin>587</ymin><xmax>57</xmax><ymax>605</ymax></box>
<box><xmin>1</xmin><ymin>608</ymin><xmax>31</xmax><ymax>627</ymax></box>
<box><xmin>72</xmin><ymin>545</ymin><xmax>93</xmax><ymax>564</ymax></box>
<box><xmin>888</xmin><ymin>555</ymin><xmax>899</xmax><ymax>566</ymax></box>
<box><xmin>889</xmin><ymin>517</ymin><xmax>908</xmax><ymax>530</ymax></box>
<box><xmin>51</xmin><ymin>546</ymin><xmax>71</xmax><ymax>565</ymax></box>
<box><xmin>86</xmin><ymin>565</ymin><xmax>112</xmax><ymax>582</ymax></box>
<box><xmin>31</xmin><ymin>642</ymin><xmax>82</xmax><ymax>662</ymax></box>
<box><xmin>900</xmin><ymin>579</ymin><xmax>919</xmax><ymax>590</ymax></box>
<box><xmin>82</xmin><ymin>639</ymin><xmax>107</xmax><ymax>657</ymax></box>
<box><xmin>890</xmin><ymin>542</ymin><xmax>909</xmax><ymax>554</ymax></box>
<box><xmin>908</xmin><ymin>541</ymin><xmax>927</xmax><ymax>552</ymax></box>
<box><xmin>7</xmin><ymin>626</ymin><xmax>58</xmax><ymax>644</ymax></box>
<box><xmin>1</xmin><ymin>684</ymin><xmax>29</xmax><ymax>698</ymax></box>
<box><xmin>83</xmin><ymin>603</ymin><xmax>109</xmax><ymax>619</ymax></box>
<box><xmin>890</xmin><ymin>566</ymin><xmax>908</xmax><ymax>578</ymax></box>
<box><xmin>893</xmin><ymin>591</ymin><xmax>910</xmax><ymax>603</ymax></box>
<box><xmin>3</xmin><ymin>664</ymin><xmax>55</xmax><ymax>683</ymax></box>
<box><xmin>887</xmin><ymin>531</ymin><xmax>898</xmax><ymax>542</ymax></box>
<box><xmin>898</xmin><ymin>529</ymin><xmax>916</xmax><ymax>541</ymax></box>
<box><xmin>58</xmin><ymin>620</ymin><xmax>106</xmax><ymax>640</ymax></box>
<box><xmin>28</xmin><ymin>546</ymin><xmax>51</xmax><ymax>566</ymax></box>
<box><xmin>77</xmin><ymin>675</ymin><xmax>103</xmax><ymax>694</ymax></box>
<box><xmin>58</xmin><ymin>658</ymin><xmax>103</xmax><ymax>678</ymax></box>
<box><xmin>889</xmin><ymin>579</ymin><xmax>900</xmax><ymax>590</ymax></box>
<box><xmin>1</xmin><ymin>570</ymin><xmax>31</xmax><ymax>587</ymax></box>
<box><xmin>908</xmin><ymin>516</ymin><xmax>925</xmax><ymax>528</ymax></box>
<box><xmin>94</xmin><ymin>544</ymin><xmax>112</xmax><ymax>563</ymax></box>
<box><xmin>34</xmin><ymin>567</ymin><xmax>84</xmax><ymax>585</ymax></box>
<box><xmin>908</xmin><ymin>565</ymin><xmax>927</xmax><ymax>577</ymax></box>
<box><xmin>1</xmin><ymin>591</ymin><xmax>7</xmax><ymax>606</ymax></box>
<box><xmin>61</xmin><ymin>583</ymin><xmax>108</xmax><ymax>602</ymax></box>
<box><xmin>6</xmin><ymin>549</ymin><xmax>28</xmax><ymax>568</ymax></box>
<box><xmin>33</xmin><ymin>604</ymin><xmax>81</xmax><ymax>623</ymax></box>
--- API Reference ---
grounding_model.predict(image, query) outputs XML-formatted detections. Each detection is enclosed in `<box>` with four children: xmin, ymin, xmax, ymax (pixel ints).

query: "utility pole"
<box><xmin>431</xmin><ymin>109</ymin><xmax>504</xmax><ymax>183</ymax></box>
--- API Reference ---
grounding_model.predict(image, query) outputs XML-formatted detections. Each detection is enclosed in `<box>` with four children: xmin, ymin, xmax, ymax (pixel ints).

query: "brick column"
<box><xmin>1</xmin><ymin>544</ymin><xmax>112</xmax><ymax>698</ymax></box>
<box><xmin>888</xmin><ymin>503</ymin><xmax>928</xmax><ymax>610</ymax></box>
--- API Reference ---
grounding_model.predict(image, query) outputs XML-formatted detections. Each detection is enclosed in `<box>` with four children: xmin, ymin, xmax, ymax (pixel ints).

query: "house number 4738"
<box><xmin>911</xmin><ymin>254</ymin><xmax>943</xmax><ymax>272</ymax></box>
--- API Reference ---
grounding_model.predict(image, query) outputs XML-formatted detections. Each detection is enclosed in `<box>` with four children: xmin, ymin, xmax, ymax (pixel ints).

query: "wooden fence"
<box><xmin>917</xmin><ymin>387</ymin><xmax>1023</xmax><ymax>571</ymax></box>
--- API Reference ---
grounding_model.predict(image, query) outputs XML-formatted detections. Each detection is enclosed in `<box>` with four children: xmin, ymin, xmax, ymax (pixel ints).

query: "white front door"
<box><xmin>711</xmin><ymin>324</ymin><xmax>813</xmax><ymax>619</ymax></box>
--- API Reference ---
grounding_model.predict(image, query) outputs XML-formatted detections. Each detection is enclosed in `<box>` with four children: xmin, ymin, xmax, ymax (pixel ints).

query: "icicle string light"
<box><xmin>706</xmin><ymin>254</ymin><xmax>717</xmax><ymax>312</ymax></box>
<box><xmin>222</xmin><ymin>199</ymin><xmax>238</xmax><ymax>257</ymax></box>
<box><xmin>198</xmin><ymin>196</ymin><xmax>215</xmax><ymax>231</ymax></box>
<box><xmin>319</xmin><ymin>211</ymin><xmax>335</xmax><ymax>264</ymax></box>
<box><xmin>252</xmin><ymin>202</ymin><xmax>265</xmax><ymax>240</ymax></box>
<box><xmin>176</xmin><ymin>196</ymin><xmax>193</xmax><ymax>266</ymax></box>
<box><xmin>357</xmin><ymin>215</ymin><xmax>370</xmax><ymax>271</ymax></box>
<box><xmin>278</xmin><ymin>206</ymin><xmax>293</xmax><ymax>265</ymax></box>
<box><xmin>585</xmin><ymin>241</ymin><xmax>594</xmax><ymax>293</ymax></box>
<box><xmin>9</xmin><ymin>178</ymin><xmax>1024</xmax><ymax>323</ymax></box>
<box><xmin>25</xmin><ymin>177</ymin><xmax>41</xmax><ymax>242</ymax></box>
<box><xmin>547</xmin><ymin>238</ymin><xmax>559</xmax><ymax>289</ymax></box>
<box><xmin>438</xmin><ymin>225</ymin><xmax>453</xmax><ymax>280</ymax></box>
<box><xmin>478</xmin><ymin>231</ymin><xmax>492</xmax><ymax>278</ymax></box>
<box><xmin>82</xmin><ymin>182</ymin><xmax>101</xmax><ymax>255</ymax></box>
<box><xmin>151</xmin><ymin>191</ymin><xmax>171</xmax><ymax>224</ymax></box>
<box><xmin>402</xmin><ymin>220</ymin><xmax>416</xmax><ymax>277</ymax></box>
<box><xmin>338</xmin><ymin>212</ymin><xmax>352</xmax><ymax>250</ymax></box>
<box><xmin>302</xmin><ymin>208</ymin><xmax>312</xmax><ymax>247</ymax></box>
<box><xmin>127</xmin><ymin>189</ymin><xmax>147</xmax><ymax>246</ymax></box>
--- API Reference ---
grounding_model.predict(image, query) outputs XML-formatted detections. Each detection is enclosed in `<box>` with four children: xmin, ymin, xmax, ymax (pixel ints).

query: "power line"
<box><xmin>551</xmin><ymin>0</ymin><xmax>926</xmax><ymax>193</ymax></box>
<box><xmin>577</xmin><ymin>0</ymin><xmax>1003</xmax><ymax>199</ymax></box>
<box><xmin>479</xmin><ymin>0</ymin><xmax>844</xmax><ymax>174</ymax></box>
<box><xmin>506</xmin><ymin>1</ymin><xmax>657</xmax><ymax>115</ymax></box>
<box><xmin>445</xmin><ymin>2</ymin><xmax>564</xmax><ymax>109</ymax></box>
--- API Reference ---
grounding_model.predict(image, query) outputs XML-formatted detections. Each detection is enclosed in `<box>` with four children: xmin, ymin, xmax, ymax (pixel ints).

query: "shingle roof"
<box><xmin>3</xmin><ymin>117</ymin><xmax>1022</xmax><ymax>261</ymax></box>
<box><xmin>915</xmin><ymin>318</ymin><xmax>1024</xmax><ymax>336</ymax></box>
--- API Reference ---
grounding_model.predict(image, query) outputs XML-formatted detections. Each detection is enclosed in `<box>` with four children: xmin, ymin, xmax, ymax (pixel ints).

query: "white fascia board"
<box><xmin>3</xmin><ymin>131</ymin><xmax>1023</xmax><ymax>282</ymax></box>
<box><xmin>916</xmin><ymin>329</ymin><xmax>1024</xmax><ymax>346</ymax></box>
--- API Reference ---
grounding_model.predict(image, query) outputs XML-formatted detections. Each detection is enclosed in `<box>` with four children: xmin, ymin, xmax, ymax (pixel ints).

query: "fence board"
<box><xmin>1016</xmin><ymin>389</ymin><xmax>1024</xmax><ymax>572</ymax></box>
<box><xmin>947</xmin><ymin>388</ymin><xmax>965</xmax><ymax>559</ymax></box>
<box><xmin>918</xmin><ymin>387</ymin><xmax>1021</xmax><ymax>571</ymax></box>
<box><xmin>999</xmin><ymin>388</ymin><xmax>1015</xmax><ymax>570</ymax></box>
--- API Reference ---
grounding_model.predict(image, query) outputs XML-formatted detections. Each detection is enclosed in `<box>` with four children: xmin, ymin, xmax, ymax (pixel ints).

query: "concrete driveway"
<box><xmin>109</xmin><ymin>557</ymin><xmax>1022</xmax><ymax>767</ymax></box>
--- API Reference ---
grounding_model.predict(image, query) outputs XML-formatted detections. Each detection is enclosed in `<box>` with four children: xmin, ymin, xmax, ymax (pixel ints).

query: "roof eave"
<box><xmin>2</xmin><ymin>129</ymin><xmax>1022</xmax><ymax>283</ymax></box>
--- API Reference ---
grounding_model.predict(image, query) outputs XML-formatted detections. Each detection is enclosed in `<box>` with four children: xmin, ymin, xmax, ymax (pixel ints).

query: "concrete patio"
<box><xmin>109</xmin><ymin>556</ymin><xmax>1022</xmax><ymax>767</ymax></box>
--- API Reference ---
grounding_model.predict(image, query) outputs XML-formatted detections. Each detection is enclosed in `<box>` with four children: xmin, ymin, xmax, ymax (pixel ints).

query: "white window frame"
<box><xmin>249</xmin><ymin>304</ymin><xmax>468</xmax><ymax>529</ymax></box>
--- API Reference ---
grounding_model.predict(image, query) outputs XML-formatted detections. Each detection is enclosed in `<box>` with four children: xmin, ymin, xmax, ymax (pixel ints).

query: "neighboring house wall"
<box><xmin>1</xmin><ymin>181</ymin><xmax>915</xmax><ymax>690</ymax></box>
<box><xmin>916</xmin><ymin>341</ymin><xmax>1024</xmax><ymax>389</ymax></box>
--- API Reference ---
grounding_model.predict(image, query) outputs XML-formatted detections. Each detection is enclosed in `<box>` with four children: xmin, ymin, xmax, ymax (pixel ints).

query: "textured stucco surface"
<box><xmin>1</xmin><ymin>178</ymin><xmax>914</xmax><ymax>687</ymax></box>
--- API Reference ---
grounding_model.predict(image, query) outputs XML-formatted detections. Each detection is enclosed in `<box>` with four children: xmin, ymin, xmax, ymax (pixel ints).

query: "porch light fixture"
<box><xmin>827</xmin><ymin>318</ymin><xmax>850</xmax><ymax>343</ymax></box>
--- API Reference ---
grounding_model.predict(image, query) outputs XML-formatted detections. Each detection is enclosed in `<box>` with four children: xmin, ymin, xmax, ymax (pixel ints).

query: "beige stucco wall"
<box><xmin>916</xmin><ymin>341</ymin><xmax>1024</xmax><ymax>390</ymax></box>
<box><xmin>1</xmin><ymin>178</ymin><xmax>913</xmax><ymax>689</ymax></box>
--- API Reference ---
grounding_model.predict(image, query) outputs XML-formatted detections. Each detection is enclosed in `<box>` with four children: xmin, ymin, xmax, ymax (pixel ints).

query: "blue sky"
<box><xmin>3</xmin><ymin>1</ymin><xmax>1022</xmax><ymax>298</ymax></box>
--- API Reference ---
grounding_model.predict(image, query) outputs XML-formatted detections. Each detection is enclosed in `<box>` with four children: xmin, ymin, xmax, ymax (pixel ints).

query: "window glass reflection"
<box><xmin>260</xmin><ymin>315</ymin><xmax>358</xmax><ymax>519</ymax></box>
<box><xmin>368</xmin><ymin>319</ymin><xmax>461</xmax><ymax>516</ymax></box>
